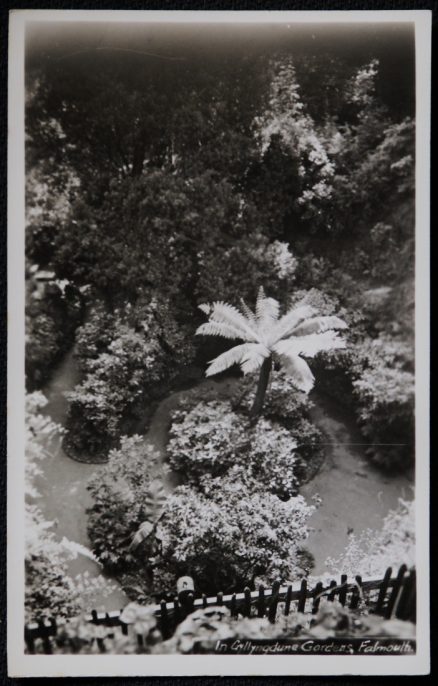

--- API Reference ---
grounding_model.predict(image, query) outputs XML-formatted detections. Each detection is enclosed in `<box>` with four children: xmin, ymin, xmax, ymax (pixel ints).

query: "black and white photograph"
<box><xmin>7</xmin><ymin>9</ymin><xmax>430</xmax><ymax>677</ymax></box>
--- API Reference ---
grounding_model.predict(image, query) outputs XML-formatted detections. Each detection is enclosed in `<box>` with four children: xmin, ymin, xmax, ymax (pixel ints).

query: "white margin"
<box><xmin>7</xmin><ymin>8</ymin><xmax>431</xmax><ymax>677</ymax></box>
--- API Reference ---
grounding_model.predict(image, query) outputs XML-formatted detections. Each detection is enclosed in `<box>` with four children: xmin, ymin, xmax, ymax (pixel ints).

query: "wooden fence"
<box><xmin>25</xmin><ymin>564</ymin><xmax>416</xmax><ymax>653</ymax></box>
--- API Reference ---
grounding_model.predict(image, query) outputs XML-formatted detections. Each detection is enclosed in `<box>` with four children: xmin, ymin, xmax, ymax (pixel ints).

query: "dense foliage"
<box><xmin>87</xmin><ymin>426</ymin><xmax>313</xmax><ymax>596</ymax></box>
<box><xmin>167</xmin><ymin>401</ymin><xmax>299</xmax><ymax>498</ymax></box>
<box><xmin>26</xmin><ymin>26</ymin><xmax>416</xmax><ymax>632</ymax></box>
<box><xmin>28</xmin><ymin>600</ymin><xmax>415</xmax><ymax>655</ymax></box>
<box><xmin>87</xmin><ymin>436</ymin><xmax>165</xmax><ymax>575</ymax></box>
<box><xmin>65</xmin><ymin>300</ymin><xmax>195</xmax><ymax>457</ymax></box>
<box><xmin>26</xmin><ymin>36</ymin><xmax>415</xmax><ymax>469</ymax></box>
<box><xmin>25</xmin><ymin>271</ymin><xmax>83</xmax><ymax>389</ymax></box>
<box><xmin>151</xmin><ymin>477</ymin><xmax>314</xmax><ymax>593</ymax></box>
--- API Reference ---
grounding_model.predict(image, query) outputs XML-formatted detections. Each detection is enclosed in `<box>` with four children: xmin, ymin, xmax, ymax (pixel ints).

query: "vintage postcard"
<box><xmin>8</xmin><ymin>9</ymin><xmax>430</xmax><ymax>677</ymax></box>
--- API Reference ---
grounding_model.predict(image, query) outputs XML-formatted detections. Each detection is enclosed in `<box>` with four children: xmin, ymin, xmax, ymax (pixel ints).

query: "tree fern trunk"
<box><xmin>249</xmin><ymin>356</ymin><xmax>272</xmax><ymax>423</ymax></box>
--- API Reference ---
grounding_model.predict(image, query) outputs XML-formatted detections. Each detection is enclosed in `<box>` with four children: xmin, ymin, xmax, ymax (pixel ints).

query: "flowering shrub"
<box><xmin>167</xmin><ymin>401</ymin><xmax>299</xmax><ymax>499</ymax></box>
<box><xmin>326</xmin><ymin>498</ymin><xmax>415</xmax><ymax>578</ymax></box>
<box><xmin>153</xmin><ymin>476</ymin><xmax>314</xmax><ymax>593</ymax></box>
<box><xmin>87</xmin><ymin>435</ymin><xmax>165</xmax><ymax>575</ymax></box>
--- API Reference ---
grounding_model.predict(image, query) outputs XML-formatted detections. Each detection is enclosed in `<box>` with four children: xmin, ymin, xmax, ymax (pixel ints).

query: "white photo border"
<box><xmin>7</xmin><ymin>8</ymin><xmax>431</xmax><ymax>677</ymax></box>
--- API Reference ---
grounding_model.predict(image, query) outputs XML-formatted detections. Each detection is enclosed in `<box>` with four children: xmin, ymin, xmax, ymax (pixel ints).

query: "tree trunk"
<box><xmin>249</xmin><ymin>356</ymin><xmax>272</xmax><ymax>424</ymax></box>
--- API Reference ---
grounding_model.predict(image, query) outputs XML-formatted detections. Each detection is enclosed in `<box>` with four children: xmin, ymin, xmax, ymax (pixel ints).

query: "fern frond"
<box><xmin>273</xmin><ymin>305</ymin><xmax>317</xmax><ymax>342</ymax></box>
<box><xmin>240</xmin><ymin>344</ymin><xmax>271</xmax><ymax>375</ymax></box>
<box><xmin>143</xmin><ymin>479</ymin><xmax>167</xmax><ymax>522</ymax></box>
<box><xmin>130</xmin><ymin>521</ymin><xmax>155</xmax><ymax>551</ymax></box>
<box><xmin>275</xmin><ymin>350</ymin><xmax>315</xmax><ymax>393</ymax></box>
<box><xmin>198</xmin><ymin>303</ymin><xmax>211</xmax><ymax>315</ymax></box>
<box><xmin>292</xmin><ymin>315</ymin><xmax>348</xmax><ymax>337</ymax></box>
<box><xmin>239</xmin><ymin>298</ymin><xmax>256</xmax><ymax>323</ymax></box>
<box><xmin>255</xmin><ymin>286</ymin><xmax>266</xmax><ymax>320</ymax></box>
<box><xmin>205</xmin><ymin>343</ymin><xmax>253</xmax><ymax>377</ymax></box>
<box><xmin>274</xmin><ymin>330</ymin><xmax>346</xmax><ymax>359</ymax></box>
<box><xmin>209</xmin><ymin>302</ymin><xmax>260</xmax><ymax>342</ymax></box>
<box><xmin>257</xmin><ymin>296</ymin><xmax>280</xmax><ymax>324</ymax></box>
<box><xmin>196</xmin><ymin>321</ymin><xmax>248</xmax><ymax>341</ymax></box>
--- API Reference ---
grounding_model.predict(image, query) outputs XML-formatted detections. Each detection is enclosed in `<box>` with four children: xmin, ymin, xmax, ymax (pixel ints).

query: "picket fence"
<box><xmin>25</xmin><ymin>564</ymin><xmax>415</xmax><ymax>653</ymax></box>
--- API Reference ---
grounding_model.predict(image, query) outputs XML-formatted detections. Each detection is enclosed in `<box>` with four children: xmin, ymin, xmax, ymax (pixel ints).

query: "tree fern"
<box><xmin>292</xmin><ymin>315</ymin><xmax>348</xmax><ymax>337</ymax></box>
<box><xmin>273</xmin><ymin>330</ymin><xmax>346</xmax><ymax>359</ymax></box>
<box><xmin>205</xmin><ymin>344</ymin><xmax>254</xmax><ymax>376</ymax></box>
<box><xmin>196</xmin><ymin>288</ymin><xmax>348</xmax><ymax>419</ymax></box>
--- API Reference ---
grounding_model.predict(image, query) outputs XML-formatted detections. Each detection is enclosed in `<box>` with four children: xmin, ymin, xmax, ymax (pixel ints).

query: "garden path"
<box><xmin>37</xmin><ymin>349</ymin><xmax>128</xmax><ymax>612</ymax></box>
<box><xmin>301</xmin><ymin>392</ymin><xmax>413</xmax><ymax>575</ymax></box>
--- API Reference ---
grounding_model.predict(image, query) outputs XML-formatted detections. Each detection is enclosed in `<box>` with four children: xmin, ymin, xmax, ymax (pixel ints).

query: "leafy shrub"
<box><xmin>167</xmin><ymin>401</ymin><xmax>245</xmax><ymax>478</ymax></box>
<box><xmin>25</xmin><ymin>273</ymin><xmax>82</xmax><ymax>389</ymax></box>
<box><xmin>87</xmin><ymin>436</ymin><xmax>165</xmax><ymax>575</ymax></box>
<box><xmin>233</xmin><ymin>372</ymin><xmax>326</xmax><ymax>479</ymax></box>
<box><xmin>152</xmin><ymin>476</ymin><xmax>314</xmax><ymax>593</ymax></box>
<box><xmin>234</xmin><ymin>371</ymin><xmax>311</xmax><ymax>424</ymax></box>
<box><xmin>350</xmin><ymin>336</ymin><xmax>414</xmax><ymax>470</ymax></box>
<box><xmin>167</xmin><ymin>400</ymin><xmax>299</xmax><ymax>499</ymax></box>
<box><xmin>308</xmin><ymin>316</ymin><xmax>414</xmax><ymax>472</ymax></box>
<box><xmin>66</xmin><ymin>298</ymin><xmax>196</xmax><ymax>457</ymax></box>
<box><xmin>353</xmin><ymin>369</ymin><xmax>414</xmax><ymax>470</ymax></box>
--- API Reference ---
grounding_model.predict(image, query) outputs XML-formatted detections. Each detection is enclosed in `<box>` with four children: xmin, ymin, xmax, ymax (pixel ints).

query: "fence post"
<box><xmin>312</xmin><ymin>582</ymin><xmax>324</xmax><ymax>614</ymax></box>
<box><xmin>230</xmin><ymin>593</ymin><xmax>238</xmax><ymax>619</ymax></box>
<box><xmin>349</xmin><ymin>576</ymin><xmax>362</xmax><ymax>610</ymax></box>
<box><xmin>297</xmin><ymin>579</ymin><xmax>307</xmax><ymax>613</ymax></box>
<box><xmin>328</xmin><ymin>580</ymin><xmax>337</xmax><ymax>601</ymax></box>
<box><xmin>339</xmin><ymin>574</ymin><xmax>348</xmax><ymax>606</ymax></box>
<box><xmin>180</xmin><ymin>592</ymin><xmax>194</xmax><ymax>620</ymax></box>
<box><xmin>395</xmin><ymin>568</ymin><xmax>416</xmax><ymax>621</ymax></box>
<box><xmin>284</xmin><ymin>585</ymin><xmax>293</xmax><ymax>616</ymax></box>
<box><xmin>243</xmin><ymin>587</ymin><xmax>251</xmax><ymax>618</ymax></box>
<box><xmin>350</xmin><ymin>586</ymin><xmax>360</xmax><ymax>610</ymax></box>
<box><xmin>173</xmin><ymin>597</ymin><xmax>181</xmax><ymax>625</ymax></box>
<box><xmin>385</xmin><ymin>565</ymin><xmax>407</xmax><ymax>619</ymax></box>
<box><xmin>24</xmin><ymin>625</ymin><xmax>35</xmax><ymax>655</ymax></box>
<box><xmin>120</xmin><ymin>606</ymin><xmax>129</xmax><ymax>636</ymax></box>
<box><xmin>177</xmin><ymin>576</ymin><xmax>195</xmax><ymax>620</ymax></box>
<box><xmin>375</xmin><ymin>567</ymin><xmax>392</xmax><ymax>615</ymax></box>
<box><xmin>216</xmin><ymin>591</ymin><xmax>223</xmax><ymax>607</ymax></box>
<box><xmin>160</xmin><ymin>600</ymin><xmax>170</xmax><ymax>639</ymax></box>
<box><xmin>268</xmin><ymin>580</ymin><xmax>280</xmax><ymax>624</ymax></box>
<box><xmin>38</xmin><ymin>619</ymin><xmax>52</xmax><ymax>655</ymax></box>
<box><xmin>257</xmin><ymin>585</ymin><xmax>265</xmax><ymax>618</ymax></box>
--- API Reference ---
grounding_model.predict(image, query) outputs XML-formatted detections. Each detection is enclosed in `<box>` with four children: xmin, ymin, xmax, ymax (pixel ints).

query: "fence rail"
<box><xmin>25</xmin><ymin>565</ymin><xmax>416</xmax><ymax>653</ymax></box>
